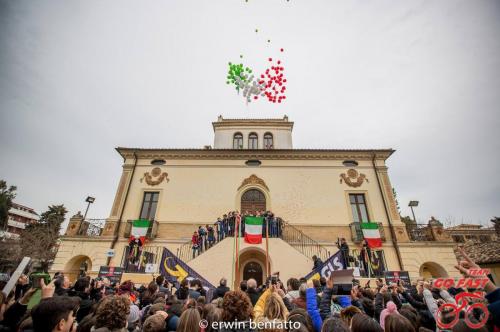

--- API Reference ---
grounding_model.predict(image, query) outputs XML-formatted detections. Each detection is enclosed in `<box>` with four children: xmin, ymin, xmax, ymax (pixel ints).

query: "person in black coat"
<box><xmin>245</xmin><ymin>279</ymin><xmax>261</xmax><ymax>307</ymax></box>
<box><xmin>312</xmin><ymin>255</ymin><xmax>323</xmax><ymax>270</ymax></box>
<box><xmin>212</xmin><ymin>278</ymin><xmax>230</xmax><ymax>301</ymax></box>
<box><xmin>337</xmin><ymin>238</ymin><xmax>350</xmax><ymax>268</ymax></box>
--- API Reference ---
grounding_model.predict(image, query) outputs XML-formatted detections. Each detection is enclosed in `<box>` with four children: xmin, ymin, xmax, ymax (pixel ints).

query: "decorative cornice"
<box><xmin>238</xmin><ymin>174</ymin><xmax>270</xmax><ymax>191</ymax></box>
<box><xmin>212</xmin><ymin>116</ymin><xmax>293</xmax><ymax>131</ymax></box>
<box><xmin>116</xmin><ymin>148</ymin><xmax>395</xmax><ymax>161</ymax></box>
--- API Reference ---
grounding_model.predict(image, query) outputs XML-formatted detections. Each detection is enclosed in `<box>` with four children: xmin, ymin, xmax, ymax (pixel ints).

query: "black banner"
<box><xmin>98</xmin><ymin>266</ymin><xmax>124</xmax><ymax>285</ymax></box>
<box><xmin>304</xmin><ymin>250</ymin><xmax>345</xmax><ymax>280</ymax></box>
<box><xmin>384</xmin><ymin>271</ymin><xmax>411</xmax><ymax>287</ymax></box>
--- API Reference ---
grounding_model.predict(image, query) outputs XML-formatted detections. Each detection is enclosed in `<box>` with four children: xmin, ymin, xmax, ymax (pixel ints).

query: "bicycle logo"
<box><xmin>436</xmin><ymin>292</ymin><xmax>489</xmax><ymax>329</ymax></box>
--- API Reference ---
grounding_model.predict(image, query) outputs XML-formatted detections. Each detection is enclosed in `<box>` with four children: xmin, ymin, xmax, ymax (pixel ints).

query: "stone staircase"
<box><xmin>176</xmin><ymin>220</ymin><xmax>331</xmax><ymax>263</ymax></box>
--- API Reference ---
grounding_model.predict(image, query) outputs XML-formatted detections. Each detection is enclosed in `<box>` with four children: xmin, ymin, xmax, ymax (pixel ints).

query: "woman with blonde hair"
<box><xmin>177</xmin><ymin>307</ymin><xmax>202</xmax><ymax>332</ymax></box>
<box><xmin>254</xmin><ymin>285</ymin><xmax>289</xmax><ymax>331</ymax></box>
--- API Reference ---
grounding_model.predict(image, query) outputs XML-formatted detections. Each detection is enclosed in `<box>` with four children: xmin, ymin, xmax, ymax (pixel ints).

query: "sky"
<box><xmin>0</xmin><ymin>0</ymin><xmax>499</xmax><ymax>228</ymax></box>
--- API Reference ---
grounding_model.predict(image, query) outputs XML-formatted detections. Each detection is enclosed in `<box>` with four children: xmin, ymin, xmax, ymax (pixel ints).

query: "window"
<box><xmin>245</xmin><ymin>160</ymin><xmax>262</xmax><ymax>167</ymax></box>
<box><xmin>349</xmin><ymin>194</ymin><xmax>370</xmax><ymax>222</ymax></box>
<box><xmin>248</xmin><ymin>133</ymin><xmax>258</xmax><ymax>149</ymax></box>
<box><xmin>264</xmin><ymin>133</ymin><xmax>274</xmax><ymax>149</ymax></box>
<box><xmin>343</xmin><ymin>160</ymin><xmax>359</xmax><ymax>167</ymax></box>
<box><xmin>479</xmin><ymin>235</ymin><xmax>491</xmax><ymax>242</ymax></box>
<box><xmin>139</xmin><ymin>192</ymin><xmax>159</xmax><ymax>220</ymax></box>
<box><xmin>151</xmin><ymin>159</ymin><xmax>166</xmax><ymax>165</ymax></box>
<box><xmin>452</xmin><ymin>235</ymin><xmax>465</xmax><ymax>243</ymax></box>
<box><xmin>233</xmin><ymin>133</ymin><xmax>243</xmax><ymax>149</ymax></box>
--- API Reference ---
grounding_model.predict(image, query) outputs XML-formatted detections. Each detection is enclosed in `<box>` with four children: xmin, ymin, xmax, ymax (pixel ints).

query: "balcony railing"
<box><xmin>406</xmin><ymin>223</ymin><xmax>435</xmax><ymax>241</ymax></box>
<box><xmin>347</xmin><ymin>248</ymin><xmax>388</xmax><ymax>278</ymax></box>
<box><xmin>123</xmin><ymin>220</ymin><xmax>159</xmax><ymax>240</ymax></box>
<box><xmin>349</xmin><ymin>222</ymin><xmax>386</xmax><ymax>244</ymax></box>
<box><xmin>121</xmin><ymin>245</ymin><xmax>163</xmax><ymax>273</ymax></box>
<box><xmin>77</xmin><ymin>219</ymin><xmax>106</xmax><ymax>237</ymax></box>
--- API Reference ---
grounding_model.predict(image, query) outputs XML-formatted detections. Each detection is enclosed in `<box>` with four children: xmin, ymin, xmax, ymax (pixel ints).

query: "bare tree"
<box><xmin>19</xmin><ymin>205</ymin><xmax>67</xmax><ymax>272</ymax></box>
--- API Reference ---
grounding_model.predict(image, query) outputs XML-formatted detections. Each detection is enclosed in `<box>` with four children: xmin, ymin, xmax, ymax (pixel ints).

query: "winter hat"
<box><xmin>337</xmin><ymin>295</ymin><xmax>351</xmax><ymax>308</ymax></box>
<box><xmin>379</xmin><ymin>301</ymin><xmax>398</xmax><ymax>330</ymax></box>
<box><xmin>128</xmin><ymin>304</ymin><xmax>141</xmax><ymax>326</ymax></box>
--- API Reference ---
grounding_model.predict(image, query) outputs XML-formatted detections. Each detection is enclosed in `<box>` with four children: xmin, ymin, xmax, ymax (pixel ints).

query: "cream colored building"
<box><xmin>52</xmin><ymin>116</ymin><xmax>460</xmax><ymax>285</ymax></box>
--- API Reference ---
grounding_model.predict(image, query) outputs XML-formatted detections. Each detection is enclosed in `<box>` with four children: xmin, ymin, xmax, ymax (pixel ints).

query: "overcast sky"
<box><xmin>1</xmin><ymin>0</ymin><xmax>499</xmax><ymax>228</ymax></box>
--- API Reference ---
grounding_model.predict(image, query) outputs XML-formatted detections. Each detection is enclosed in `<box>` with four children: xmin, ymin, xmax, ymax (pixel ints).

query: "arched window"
<box><xmin>248</xmin><ymin>133</ymin><xmax>258</xmax><ymax>149</ymax></box>
<box><xmin>264</xmin><ymin>132</ymin><xmax>273</xmax><ymax>149</ymax></box>
<box><xmin>233</xmin><ymin>133</ymin><xmax>243</xmax><ymax>149</ymax></box>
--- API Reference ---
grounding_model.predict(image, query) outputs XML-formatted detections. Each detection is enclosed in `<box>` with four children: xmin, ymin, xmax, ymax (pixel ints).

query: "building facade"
<box><xmin>52</xmin><ymin>116</ymin><xmax>460</xmax><ymax>284</ymax></box>
<box><xmin>1</xmin><ymin>202</ymin><xmax>39</xmax><ymax>239</ymax></box>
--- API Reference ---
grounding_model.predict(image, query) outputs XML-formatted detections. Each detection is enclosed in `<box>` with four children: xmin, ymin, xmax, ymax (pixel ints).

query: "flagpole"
<box><xmin>265</xmin><ymin>216</ymin><xmax>270</xmax><ymax>276</ymax></box>
<box><xmin>235</xmin><ymin>215</ymin><xmax>240</xmax><ymax>287</ymax></box>
<box><xmin>238</xmin><ymin>214</ymin><xmax>242</xmax><ymax>283</ymax></box>
<box><xmin>231</xmin><ymin>218</ymin><xmax>236</xmax><ymax>290</ymax></box>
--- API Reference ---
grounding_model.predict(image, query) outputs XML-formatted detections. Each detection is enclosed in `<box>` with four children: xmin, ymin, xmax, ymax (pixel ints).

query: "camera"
<box><xmin>271</xmin><ymin>275</ymin><xmax>278</xmax><ymax>285</ymax></box>
<box><xmin>29</xmin><ymin>273</ymin><xmax>51</xmax><ymax>289</ymax></box>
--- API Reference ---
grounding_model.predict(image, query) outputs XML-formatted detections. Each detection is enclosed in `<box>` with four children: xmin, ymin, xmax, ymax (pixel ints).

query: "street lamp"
<box><xmin>83</xmin><ymin>196</ymin><xmax>95</xmax><ymax>221</ymax></box>
<box><xmin>408</xmin><ymin>200</ymin><xmax>419</xmax><ymax>223</ymax></box>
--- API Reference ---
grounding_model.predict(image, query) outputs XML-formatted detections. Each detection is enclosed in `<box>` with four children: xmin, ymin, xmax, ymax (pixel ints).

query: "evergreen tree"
<box><xmin>0</xmin><ymin>180</ymin><xmax>17</xmax><ymax>230</ymax></box>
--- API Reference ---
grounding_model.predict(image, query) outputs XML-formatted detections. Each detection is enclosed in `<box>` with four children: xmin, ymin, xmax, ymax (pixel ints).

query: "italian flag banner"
<box><xmin>361</xmin><ymin>222</ymin><xmax>382</xmax><ymax>248</ymax></box>
<box><xmin>131</xmin><ymin>219</ymin><xmax>150</xmax><ymax>243</ymax></box>
<box><xmin>244</xmin><ymin>216</ymin><xmax>264</xmax><ymax>244</ymax></box>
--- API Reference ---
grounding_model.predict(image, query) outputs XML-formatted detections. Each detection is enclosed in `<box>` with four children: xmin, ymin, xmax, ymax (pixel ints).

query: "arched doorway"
<box><xmin>241</xmin><ymin>189</ymin><xmax>266</xmax><ymax>214</ymax></box>
<box><xmin>243</xmin><ymin>261</ymin><xmax>263</xmax><ymax>286</ymax></box>
<box><xmin>236</xmin><ymin>247</ymin><xmax>270</xmax><ymax>289</ymax></box>
<box><xmin>65</xmin><ymin>255</ymin><xmax>92</xmax><ymax>282</ymax></box>
<box><xmin>419</xmin><ymin>262</ymin><xmax>448</xmax><ymax>278</ymax></box>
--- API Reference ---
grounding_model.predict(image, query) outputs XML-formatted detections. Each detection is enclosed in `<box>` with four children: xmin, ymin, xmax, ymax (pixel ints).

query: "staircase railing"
<box><xmin>281</xmin><ymin>222</ymin><xmax>330</xmax><ymax>261</ymax></box>
<box><xmin>174</xmin><ymin>220</ymin><xmax>333</xmax><ymax>263</ymax></box>
<box><xmin>177</xmin><ymin>239</ymin><xmax>196</xmax><ymax>263</ymax></box>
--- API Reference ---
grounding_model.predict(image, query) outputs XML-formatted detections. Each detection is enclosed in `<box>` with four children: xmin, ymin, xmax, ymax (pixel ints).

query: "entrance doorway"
<box><xmin>243</xmin><ymin>261</ymin><xmax>263</xmax><ymax>286</ymax></box>
<box><xmin>241</xmin><ymin>189</ymin><xmax>266</xmax><ymax>214</ymax></box>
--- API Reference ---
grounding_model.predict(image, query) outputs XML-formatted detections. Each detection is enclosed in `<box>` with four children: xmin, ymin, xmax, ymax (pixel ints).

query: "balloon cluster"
<box><xmin>226</xmin><ymin>49</ymin><xmax>287</xmax><ymax>104</ymax></box>
<box><xmin>259</xmin><ymin>56</ymin><xmax>287</xmax><ymax>103</ymax></box>
<box><xmin>226</xmin><ymin>63</ymin><xmax>253</xmax><ymax>92</ymax></box>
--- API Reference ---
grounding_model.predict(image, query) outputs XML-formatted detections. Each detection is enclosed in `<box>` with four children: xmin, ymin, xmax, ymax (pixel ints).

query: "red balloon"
<box><xmin>269</xmin><ymin>58</ymin><xmax>272</xmax><ymax>61</ymax></box>
<box><xmin>280</xmin><ymin>48</ymin><xmax>284</xmax><ymax>52</ymax></box>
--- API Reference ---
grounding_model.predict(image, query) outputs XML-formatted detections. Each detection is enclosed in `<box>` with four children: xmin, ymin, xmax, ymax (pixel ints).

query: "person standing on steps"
<box><xmin>312</xmin><ymin>255</ymin><xmax>323</xmax><ymax>270</ymax></box>
<box><xmin>207</xmin><ymin>224</ymin><xmax>215</xmax><ymax>248</ymax></box>
<box><xmin>215</xmin><ymin>217</ymin><xmax>222</xmax><ymax>242</ymax></box>
<box><xmin>191</xmin><ymin>231</ymin><xmax>200</xmax><ymax>259</ymax></box>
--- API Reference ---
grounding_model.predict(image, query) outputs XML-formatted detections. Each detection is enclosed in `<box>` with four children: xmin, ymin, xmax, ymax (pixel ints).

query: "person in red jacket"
<box><xmin>191</xmin><ymin>231</ymin><xmax>200</xmax><ymax>259</ymax></box>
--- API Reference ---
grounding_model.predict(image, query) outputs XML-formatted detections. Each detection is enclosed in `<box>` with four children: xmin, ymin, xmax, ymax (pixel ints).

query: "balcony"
<box><xmin>76</xmin><ymin>219</ymin><xmax>106</xmax><ymax>237</ymax></box>
<box><xmin>405</xmin><ymin>223</ymin><xmax>435</xmax><ymax>241</ymax></box>
<box><xmin>121</xmin><ymin>245</ymin><xmax>163</xmax><ymax>273</ymax></box>
<box><xmin>349</xmin><ymin>222</ymin><xmax>386</xmax><ymax>244</ymax></box>
<box><xmin>123</xmin><ymin>220</ymin><xmax>159</xmax><ymax>240</ymax></box>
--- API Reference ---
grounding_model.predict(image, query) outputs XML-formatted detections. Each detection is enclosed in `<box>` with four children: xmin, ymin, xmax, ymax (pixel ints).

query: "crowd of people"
<box><xmin>190</xmin><ymin>211</ymin><xmax>284</xmax><ymax>258</ymax></box>
<box><xmin>0</xmin><ymin>247</ymin><xmax>498</xmax><ymax>332</ymax></box>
